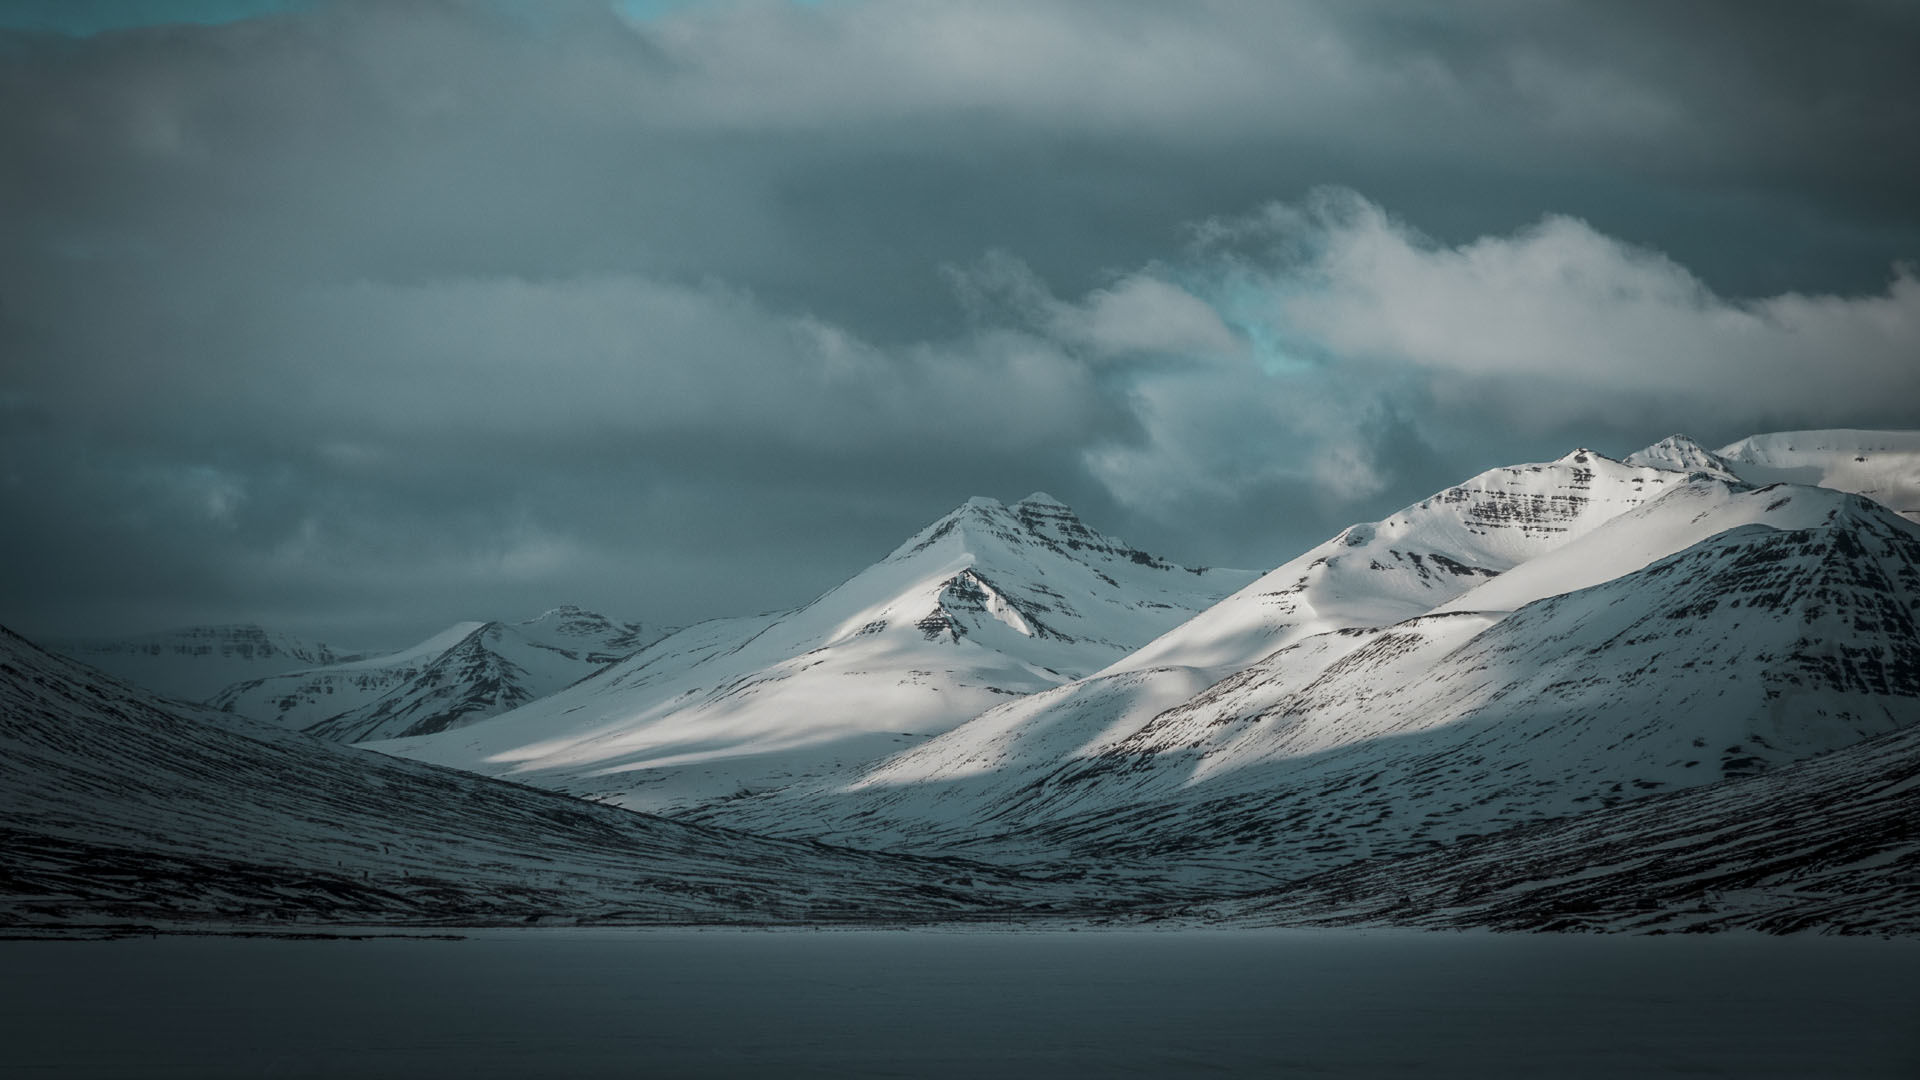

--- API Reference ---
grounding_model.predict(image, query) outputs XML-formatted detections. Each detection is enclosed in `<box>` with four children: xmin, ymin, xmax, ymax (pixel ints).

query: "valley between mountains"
<box><xmin>7</xmin><ymin>428</ymin><xmax>1918</xmax><ymax>933</ymax></box>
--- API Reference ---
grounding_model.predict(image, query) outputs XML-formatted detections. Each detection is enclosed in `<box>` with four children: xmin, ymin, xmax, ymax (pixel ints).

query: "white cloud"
<box><xmin>948</xmin><ymin>255</ymin><xmax>1242</xmax><ymax>361</ymax></box>
<box><xmin>1261</xmin><ymin>194</ymin><xmax>1919</xmax><ymax>422</ymax></box>
<box><xmin>628</xmin><ymin>1</ymin><xmax>1307</xmax><ymax>135</ymax></box>
<box><xmin>1060</xmin><ymin>276</ymin><xmax>1243</xmax><ymax>358</ymax></box>
<box><xmin>1031</xmin><ymin>190</ymin><xmax>1920</xmax><ymax>517</ymax></box>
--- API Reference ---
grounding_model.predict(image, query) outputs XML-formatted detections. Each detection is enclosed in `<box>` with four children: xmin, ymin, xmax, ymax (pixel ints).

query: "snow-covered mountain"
<box><xmin>1713</xmin><ymin>428</ymin><xmax>1920</xmax><ymax>523</ymax></box>
<box><xmin>1026</xmin><ymin>493</ymin><xmax>1920</xmax><ymax>855</ymax></box>
<box><xmin>690</xmin><ymin>450</ymin><xmax>1698</xmax><ymax>846</ymax></box>
<box><xmin>696</xmin><ymin>468</ymin><xmax>1920</xmax><ymax>890</ymax></box>
<box><xmin>210</xmin><ymin>606</ymin><xmax>657</xmax><ymax>741</ymax></box>
<box><xmin>1625</xmin><ymin>429</ymin><xmax>1920</xmax><ymax>523</ymax></box>
<box><xmin>42</xmin><ymin>625</ymin><xmax>360</xmax><ymax>703</ymax></box>
<box><xmin>0</xmin><ymin>624</ymin><xmax>1075</xmax><ymax>929</ymax></box>
<box><xmin>1114</xmin><ymin>448</ymin><xmax>1684</xmax><ymax>677</ymax></box>
<box><xmin>370</xmin><ymin>495</ymin><xmax>1254</xmax><ymax>813</ymax></box>
<box><xmin>210</xmin><ymin>621</ymin><xmax>484</xmax><ymax>730</ymax></box>
<box><xmin>1424</xmin><ymin>472</ymin><xmax>1864</xmax><ymax>615</ymax></box>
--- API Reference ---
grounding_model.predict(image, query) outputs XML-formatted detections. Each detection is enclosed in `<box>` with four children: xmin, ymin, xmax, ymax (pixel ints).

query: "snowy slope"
<box><xmin>0</xmin><ymin>625</ymin><xmax>1080</xmax><ymax>929</ymax></box>
<box><xmin>1716</xmin><ymin>429</ymin><xmax>1920</xmax><ymax>523</ymax></box>
<box><xmin>210</xmin><ymin>607</ymin><xmax>656</xmax><ymax>741</ymax></box>
<box><xmin>703</xmin><ymin>494</ymin><xmax>1920</xmax><ymax>890</ymax></box>
<box><xmin>1427</xmin><ymin>477</ymin><xmax>1860</xmax><ymax>615</ymax></box>
<box><xmin>995</xmin><ymin>498</ymin><xmax>1920</xmax><ymax>874</ymax></box>
<box><xmin>371</xmin><ymin>495</ymin><xmax>1253</xmax><ymax>813</ymax></box>
<box><xmin>301</xmin><ymin>625</ymin><xmax>571</xmax><ymax>743</ymax></box>
<box><xmin>1115</xmin><ymin>449</ymin><xmax>1685</xmax><ymax>678</ymax></box>
<box><xmin>210</xmin><ymin>621</ymin><xmax>486</xmax><ymax>731</ymax></box>
<box><xmin>43</xmin><ymin>625</ymin><xmax>360</xmax><ymax>703</ymax></box>
<box><xmin>706</xmin><ymin>450</ymin><xmax>1699</xmax><ymax>848</ymax></box>
<box><xmin>1214</xmin><ymin>719</ymin><xmax>1920</xmax><ymax>935</ymax></box>
<box><xmin>300</xmin><ymin>609</ymin><xmax>661</xmax><ymax>743</ymax></box>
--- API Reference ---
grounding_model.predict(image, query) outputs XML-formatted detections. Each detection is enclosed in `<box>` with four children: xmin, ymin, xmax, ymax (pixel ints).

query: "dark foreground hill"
<box><xmin>0</xmin><ymin>626</ymin><xmax>1090</xmax><ymax>930</ymax></box>
<box><xmin>1203</xmin><ymin>719</ymin><xmax>1920</xmax><ymax>935</ymax></box>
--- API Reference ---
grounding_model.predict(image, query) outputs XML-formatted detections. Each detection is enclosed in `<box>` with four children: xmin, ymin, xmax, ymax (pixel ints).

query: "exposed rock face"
<box><xmin>917</xmin><ymin>569</ymin><xmax>1063</xmax><ymax>644</ymax></box>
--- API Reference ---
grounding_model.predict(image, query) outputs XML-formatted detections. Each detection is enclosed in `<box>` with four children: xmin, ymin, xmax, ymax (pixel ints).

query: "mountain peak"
<box><xmin>1625</xmin><ymin>434</ymin><xmax>1739</xmax><ymax>480</ymax></box>
<box><xmin>521</xmin><ymin>604</ymin><xmax>603</xmax><ymax>627</ymax></box>
<box><xmin>1640</xmin><ymin>433</ymin><xmax>1710</xmax><ymax>453</ymax></box>
<box><xmin>890</xmin><ymin>492</ymin><xmax>1165</xmax><ymax>571</ymax></box>
<box><xmin>1554</xmin><ymin>447</ymin><xmax>1613</xmax><ymax>465</ymax></box>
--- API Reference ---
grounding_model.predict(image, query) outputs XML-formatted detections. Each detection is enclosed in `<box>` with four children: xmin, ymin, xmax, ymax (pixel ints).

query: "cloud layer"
<box><xmin>1054</xmin><ymin>190</ymin><xmax>1920</xmax><ymax>530</ymax></box>
<box><xmin>2</xmin><ymin>0</ymin><xmax>1916</xmax><ymax>642</ymax></box>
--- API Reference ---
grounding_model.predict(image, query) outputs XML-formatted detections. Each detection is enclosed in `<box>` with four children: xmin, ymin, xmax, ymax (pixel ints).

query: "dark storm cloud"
<box><xmin>2</xmin><ymin>0</ymin><xmax>1916</xmax><ymax>643</ymax></box>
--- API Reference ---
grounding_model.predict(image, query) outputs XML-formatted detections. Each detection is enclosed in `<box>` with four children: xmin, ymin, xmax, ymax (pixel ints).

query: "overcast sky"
<box><xmin>3</xmin><ymin>0</ymin><xmax>1918</xmax><ymax>646</ymax></box>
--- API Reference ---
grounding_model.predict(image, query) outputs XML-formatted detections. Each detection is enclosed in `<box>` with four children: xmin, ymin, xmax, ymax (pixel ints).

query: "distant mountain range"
<box><xmin>54</xmin><ymin>606</ymin><xmax>659</xmax><ymax>743</ymax></box>
<box><xmin>212</xmin><ymin>606</ymin><xmax>660</xmax><ymax>742</ymax></box>
<box><xmin>11</xmin><ymin>427</ymin><xmax>1917</xmax><ymax>934</ymax></box>
<box><xmin>43</xmin><ymin>624</ymin><xmax>364</xmax><ymax>703</ymax></box>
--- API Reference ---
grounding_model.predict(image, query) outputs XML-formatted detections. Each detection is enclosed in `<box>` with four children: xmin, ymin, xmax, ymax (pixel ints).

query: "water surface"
<box><xmin>3</xmin><ymin>928</ymin><xmax>1914</xmax><ymax>1078</ymax></box>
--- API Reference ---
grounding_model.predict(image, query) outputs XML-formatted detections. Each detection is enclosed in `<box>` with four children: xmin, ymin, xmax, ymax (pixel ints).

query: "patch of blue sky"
<box><xmin>1171</xmin><ymin>267</ymin><xmax>1326</xmax><ymax>377</ymax></box>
